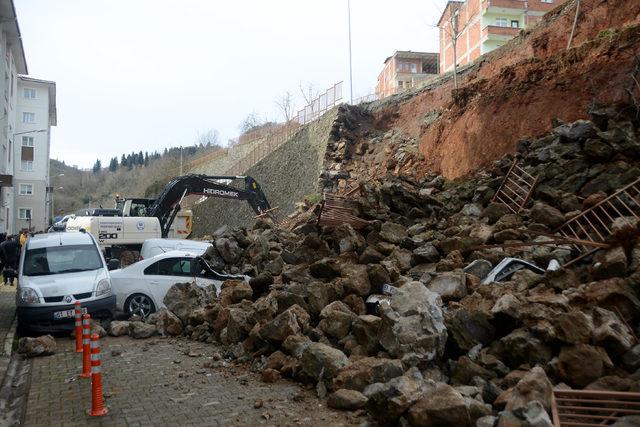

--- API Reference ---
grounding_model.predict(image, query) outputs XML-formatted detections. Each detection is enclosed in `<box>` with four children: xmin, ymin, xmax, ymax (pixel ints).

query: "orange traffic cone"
<box><xmin>74</xmin><ymin>302</ymin><xmax>82</xmax><ymax>353</ymax></box>
<box><xmin>88</xmin><ymin>333</ymin><xmax>108</xmax><ymax>416</ymax></box>
<box><xmin>80</xmin><ymin>314</ymin><xmax>91</xmax><ymax>378</ymax></box>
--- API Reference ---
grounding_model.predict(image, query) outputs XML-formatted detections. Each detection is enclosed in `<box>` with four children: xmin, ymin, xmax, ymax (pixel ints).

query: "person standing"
<box><xmin>1</xmin><ymin>235</ymin><xmax>19</xmax><ymax>286</ymax></box>
<box><xmin>19</xmin><ymin>230</ymin><xmax>28</xmax><ymax>248</ymax></box>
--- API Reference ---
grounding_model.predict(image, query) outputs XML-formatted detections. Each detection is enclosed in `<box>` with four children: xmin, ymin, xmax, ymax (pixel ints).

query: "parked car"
<box><xmin>110</xmin><ymin>250</ymin><xmax>247</xmax><ymax>318</ymax></box>
<box><xmin>139</xmin><ymin>238</ymin><xmax>211</xmax><ymax>260</ymax></box>
<box><xmin>16</xmin><ymin>231</ymin><xmax>117</xmax><ymax>334</ymax></box>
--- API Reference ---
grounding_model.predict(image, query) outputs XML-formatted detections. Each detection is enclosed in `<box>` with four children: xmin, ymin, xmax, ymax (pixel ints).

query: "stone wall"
<box><xmin>192</xmin><ymin>108</ymin><xmax>339</xmax><ymax>236</ymax></box>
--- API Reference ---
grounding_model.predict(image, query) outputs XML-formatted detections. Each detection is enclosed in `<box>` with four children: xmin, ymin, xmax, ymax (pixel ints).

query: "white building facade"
<box><xmin>0</xmin><ymin>0</ymin><xmax>28</xmax><ymax>235</ymax></box>
<box><xmin>14</xmin><ymin>76</ymin><xmax>56</xmax><ymax>233</ymax></box>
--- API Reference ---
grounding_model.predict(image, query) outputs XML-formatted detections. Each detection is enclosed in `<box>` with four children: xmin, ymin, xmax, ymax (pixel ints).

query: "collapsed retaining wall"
<box><xmin>192</xmin><ymin>108</ymin><xmax>339</xmax><ymax>236</ymax></box>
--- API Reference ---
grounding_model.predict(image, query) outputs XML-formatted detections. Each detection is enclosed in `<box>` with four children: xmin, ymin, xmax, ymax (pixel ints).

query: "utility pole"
<box><xmin>348</xmin><ymin>0</ymin><xmax>353</xmax><ymax>104</ymax></box>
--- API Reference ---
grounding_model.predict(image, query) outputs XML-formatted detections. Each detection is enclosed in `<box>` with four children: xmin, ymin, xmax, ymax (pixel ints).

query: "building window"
<box><xmin>410</xmin><ymin>63</ymin><xmax>417</xmax><ymax>73</ymax></box>
<box><xmin>19</xmin><ymin>184</ymin><xmax>33</xmax><ymax>195</ymax></box>
<box><xmin>23</xmin><ymin>88</ymin><xmax>36</xmax><ymax>99</ymax></box>
<box><xmin>18</xmin><ymin>208</ymin><xmax>32</xmax><ymax>220</ymax></box>
<box><xmin>511</xmin><ymin>20</ymin><xmax>520</xmax><ymax>28</ymax></box>
<box><xmin>22</xmin><ymin>112</ymin><xmax>35</xmax><ymax>123</ymax></box>
<box><xmin>21</xmin><ymin>160</ymin><xmax>33</xmax><ymax>171</ymax></box>
<box><xmin>541</xmin><ymin>0</ymin><xmax>553</xmax><ymax>3</ymax></box>
<box><xmin>495</xmin><ymin>17</ymin><xmax>508</xmax><ymax>27</ymax></box>
<box><xmin>22</xmin><ymin>136</ymin><xmax>34</xmax><ymax>147</ymax></box>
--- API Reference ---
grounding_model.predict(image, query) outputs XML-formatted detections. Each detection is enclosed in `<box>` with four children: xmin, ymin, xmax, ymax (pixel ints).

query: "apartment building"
<box><xmin>0</xmin><ymin>0</ymin><xmax>27</xmax><ymax>235</ymax></box>
<box><xmin>376</xmin><ymin>51</ymin><xmax>439</xmax><ymax>99</ymax></box>
<box><xmin>14</xmin><ymin>76</ymin><xmax>56</xmax><ymax>233</ymax></box>
<box><xmin>438</xmin><ymin>0</ymin><xmax>567</xmax><ymax>74</ymax></box>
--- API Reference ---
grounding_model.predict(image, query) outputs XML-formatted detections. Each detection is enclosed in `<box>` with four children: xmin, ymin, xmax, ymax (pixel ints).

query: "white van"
<box><xmin>139</xmin><ymin>238</ymin><xmax>211</xmax><ymax>260</ymax></box>
<box><xmin>16</xmin><ymin>231</ymin><xmax>116</xmax><ymax>334</ymax></box>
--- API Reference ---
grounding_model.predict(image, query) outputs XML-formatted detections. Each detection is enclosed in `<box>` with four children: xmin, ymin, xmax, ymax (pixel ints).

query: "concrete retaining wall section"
<box><xmin>192</xmin><ymin>108</ymin><xmax>339</xmax><ymax>236</ymax></box>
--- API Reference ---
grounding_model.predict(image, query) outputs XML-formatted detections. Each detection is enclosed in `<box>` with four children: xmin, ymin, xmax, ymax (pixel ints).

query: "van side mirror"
<box><xmin>107</xmin><ymin>259</ymin><xmax>121</xmax><ymax>271</ymax></box>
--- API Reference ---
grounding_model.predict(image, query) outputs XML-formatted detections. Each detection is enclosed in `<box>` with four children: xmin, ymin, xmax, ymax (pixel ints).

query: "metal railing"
<box><xmin>492</xmin><ymin>160</ymin><xmax>539</xmax><ymax>213</ymax></box>
<box><xmin>295</xmin><ymin>82</ymin><xmax>343</xmax><ymax>125</ymax></box>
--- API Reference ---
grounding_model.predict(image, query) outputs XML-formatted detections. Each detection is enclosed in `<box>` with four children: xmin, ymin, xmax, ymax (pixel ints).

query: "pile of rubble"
<box><xmin>112</xmin><ymin>110</ymin><xmax>640</xmax><ymax>426</ymax></box>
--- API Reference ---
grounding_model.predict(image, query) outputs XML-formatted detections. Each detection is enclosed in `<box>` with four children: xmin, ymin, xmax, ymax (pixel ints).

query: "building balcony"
<box><xmin>482</xmin><ymin>25</ymin><xmax>522</xmax><ymax>41</ymax></box>
<box><xmin>482</xmin><ymin>0</ymin><xmax>526</xmax><ymax>12</ymax></box>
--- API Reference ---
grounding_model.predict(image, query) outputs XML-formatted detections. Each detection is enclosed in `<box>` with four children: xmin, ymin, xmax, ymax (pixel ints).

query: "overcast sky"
<box><xmin>15</xmin><ymin>0</ymin><xmax>445</xmax><ymax>168</ymax></box>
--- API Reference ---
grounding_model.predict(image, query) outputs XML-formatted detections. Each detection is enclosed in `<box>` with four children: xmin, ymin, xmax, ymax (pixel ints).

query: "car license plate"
<box><xmin>53</xmin><ymin>307</ymin><xmax>87</xmax><ymax>320</ymax></box>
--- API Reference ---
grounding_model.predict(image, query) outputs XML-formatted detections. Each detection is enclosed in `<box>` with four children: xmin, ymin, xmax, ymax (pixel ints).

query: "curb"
<box><xmin>2</xmin><ymin>315</ymin><xmax>16</xmax><ymax>358</ymax></box>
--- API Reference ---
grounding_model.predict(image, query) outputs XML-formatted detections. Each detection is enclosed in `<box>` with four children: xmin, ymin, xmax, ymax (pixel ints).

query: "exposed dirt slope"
<box><xmin>363</xmin><ymin>0</ymin><xmax>640</xmax><ymax>179</ymax></box>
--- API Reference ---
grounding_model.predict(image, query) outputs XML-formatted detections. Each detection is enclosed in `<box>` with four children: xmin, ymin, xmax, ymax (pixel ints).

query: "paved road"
<box><xmin>24</xmin><ymin>336</ymin><xmax>364</xmax><ymax>426</ymax></box>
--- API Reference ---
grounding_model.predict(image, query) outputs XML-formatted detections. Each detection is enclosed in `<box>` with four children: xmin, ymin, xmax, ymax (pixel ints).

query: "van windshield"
<box><xmin>23</xmin><ymin>244</ymin><xmax>103</xmax><ymax>276</ymax></box>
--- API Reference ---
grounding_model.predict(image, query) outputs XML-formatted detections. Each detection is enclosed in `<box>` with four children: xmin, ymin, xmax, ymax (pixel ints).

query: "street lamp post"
<box><xmin>348</xmin><ymin>0</ymin><xmax>354</xmax><ymax>104</ymax></box>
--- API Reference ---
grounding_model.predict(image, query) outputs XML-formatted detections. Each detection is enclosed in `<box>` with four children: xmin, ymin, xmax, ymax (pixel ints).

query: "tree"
<box><xmin>138</xmin><ymin>150</ymin><xmax>144</xmax><ymax>165</ymax></box>
<box><xmin>299</xmin><ymin>82</ymin><xmax>319</xmax><ymax>113</ymax></box>
<box><xmin>108</xmin><ymin>157</ymin><xmax>118</xmax><ymax>172</ymax></box>
<box><xmin>239</xmin><ymin>112</ymin><xmax>263</xmax><ymax>135</ymax></box>
<box><xmin>275</xmin><ymin>91</ymin><xmax>295</xmax><ymax>123</ymax></box>
<box><xmin>440</xmin><ymin>3</ymin><xmax>477</xmax><ymax>89</ymax></box>
<box><xmin>144</xmin><ymin>152</ymin><xmax>149</xmax><ymax>166</ymax></box>
<box><xmin>197</xmin><ymin>129</ymin><xmax>220</xmax><ymax>148</ymax></box>
<box><xmin>120</xmin><ymin>154</ymin><xmax>127</xmax><ymax>167</ymax></box>
<box><xmin>92</xmin><ymin>159</ymin><xmax>102</xmax><ymax>174</ymax></box>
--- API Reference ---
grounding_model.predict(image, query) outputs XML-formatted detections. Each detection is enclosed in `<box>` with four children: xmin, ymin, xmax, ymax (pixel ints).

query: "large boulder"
<box><xmin>407</xmin><ymin>383</ymin><xmax>471</xmax><ymax>427</ymax></box>
<box><xmin>340</xmin><ymin>264</ymin><xmax>371</xmax><ymax>297</ymax></box>
<box><xmin>496</xmin><ymin>401</ymin><xmax>553</xmax><ymax>427</ymax></box>
<box><xmin>17</xmin><ymin>335</ymin><xmax>56</xmax><ymax>357</ymax></box>
<box><xmin>259</xmin><ymin>305</ymin><xmax>309</xmax><ymax>342</ymax></box>
<box><xmin>128</xmin><ymin>321</ymin><xmax>157</xmax><ymax>339</ymax></box>
<box><xmin>427</xmin><ymin>271</ymin><xmax>467</xmax><ymax>302</ymax></box>
<box><xmin>333</xmin><ymin>357</ymin><xmax>404</xmax><ymax>392</ymax></box>
<box><xmin>591</xmin><ymin>307</ymin><xmax>635</xmax><ymax>355</ymax></box>
<box><xmin>445</xmin><ymin>309</ymin><xmax>496</xmax><ymax>352</ymax></box>
<box><xmin>164</xmin><ymin>282</ymin><xmax>215</xmax><ymax>324</ymax></box>
<box><xmin>378</xmin><ymin>282</ymin><xmax>447</xmax><ymax>365</ymax></box>
<box><xmin>327</xmin><ymin>389</ymin><xmax>368</xmax><ymax>410</ymax></box>
<box><xmin>558</xmin><ymin>344</ymin><xmax>613</xmax><ymax>387</ymax></box>
<box><xmin>219</xmin><ymin>280</ymin><xmax>253</xmax><ymax>306</ymax></box>
<box><xmin>380</xmin><ymin>222</ymin><xmax>408</xmax><ymax>244</ymax></box>
<box><xmin>214</xmin><ymin>237</ymin><xmax>242</xmax><ymax>264</ymax></box>
<box><xmin>109</xmin><ymin>320</ymin><xmax>130</xmax><ymax>337</ymax></box>
<box><xmin>224</xmin><ymin>307</ymin><xmax>254</xmax><ymax>344</ymax></box>
<box><xmin>148</xmin><ymin>308</ymin><xmax>183</xmax><ymax>336</ymax></box>
<box><xmin>499</xmin><ymin>329</ymin><xmax>553</xmax><ymax>368</ymax></box>
<box><xmin>318</xmin><ymin>301</ymin><xmax>357</xmax><ymax>339</ymax></box>
<box><xmin>300</xmin><ymin>342</ymin><xmax>351</xmax><ymax>381</ymax></box>
<box><xmin>501</xmin><ymin>367</ymin><xmax>553</xmax><ymax>412</ymax></box>
<box><xmin>364</xmin><ymin>369</ymin><xmax>432</xmax><ymax>425</ymax></box>
<box><xmin>352</xmin><ymin>315</ymin><xmax>382</xmax><ymax>355</ymax></box>
<box><xmin>530</xmin><ymin>202</ymin><xmax>565</xmax><ymax>229</ymax></box>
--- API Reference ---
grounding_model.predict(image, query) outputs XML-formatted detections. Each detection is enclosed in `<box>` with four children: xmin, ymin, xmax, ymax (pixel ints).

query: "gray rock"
<box><xmin>301</xmin><ymin>342</ymin><xmax>351</xmax><ymax>381</ymax></box>
<box><xmin>408</xmin><ymin>382</ymin><xmax>470</xmax><ymax>427</ymax></box>
<box><xmin>128</xmin><ymin>321</ymin><xmax>156</xmax><ymax>339</ymax></box>
<box><xmin>17</xmin><ymin>335</ymin><xmax>56</xmax><ymax>357</ymax></box>
<box><xmin>364</xmin><ymin>369</ymin><xmax>432</xmax><ymax>425</ymax></box>
<box><xmin>333</xmin><ymin>357</ymin><xmax>404</xmax><ymax>392</ymax></box>
<box><xmin>259</xmin><ymin>305</ymin><xmax>308</xmax><ymax>342</ymax></box>
<box><xmin>380</xmin><ymin>222</ymin><xmax>408</xmax><ymax>244</ymax></box>
<box><xmin>445</xmin><ymin>309</ymin><xmax>496</xmax><ymax>352</ymax></box>
<box><xmin>352</xmin><ymin>315</ymin><xmax>382</xmax><ymax>355</ymax></box>
<box><xmin>164</xmin><ymin>282</ymin><xmax>215</xmax><ymax>324</ymax></box>
<box><xmin>413</xmin><ymin>244</ymin><xmax>441</xmax><ymax>263</ymax></box>
<box><xmin>149</xmin><ymin>308</ymin><xmax>183</xmax><ymax>336</ymax></box>
<box><xmin>497</xmin><ymin>401</ymin><xmax>553</xmax><ymax>427</ymax></box>
<box><xmin>109</xmin><ymin>320</ymin><xmax>130</xmax><ymax>337</ymax></box>
<box><xmin>378</xmin><ymin>281</ymin><xmax>447</xmax><ymax>364</ymax></box>
<box><xmin>530</xmin><ymin>202</ymin><xmax>565</xmax><ymax>229</ymax></box>
<box><xmin>427</xmin><ymin>271</ymin><xmax>467</xmax><ymax>301</ymax></box>
<box><xmin>505</xmin><ymin>367</ymin><xmax>553</xmax><ymax>412</ymax></box>
<box><xmin>622</xmin><ymin>344</ymin><xmax>640</xmax><ymax>372</ymax></box>
<box><xmin>463</xmin><ymin>259</ymin><xmax>493</xmax><ymax>280</ymax></box>
<box><xmin>318</xmin><ymin>301</ymin><xmax>356</xmax><ymax>339</ymax></box>
<box><xmin>477</xmin><ymin>415</ymin><xmax>498</xmax><ymax>427</ymax></box>
<box><xmin>612</xmin><ymin>416</ymin><xmax>640</xmax><ymax>427</ymax></box>
<box><xmin>215</xmin><ymin>237</ymin><xmax>242</xmax><ymax>264</ymax></box>
<box><xmin>461</xmin><ymin>203</ymin><xmax>483</xmax><ymax>217</ymax></box>
<box><xmin>592</xmin><ymin>307</ymin><xmax>634</xmax><ymax>355</ymax></box>
<box><xmin>327</xmin><ymin>389</ymin><xmax>368</xmax><ymax>410</ymax></box>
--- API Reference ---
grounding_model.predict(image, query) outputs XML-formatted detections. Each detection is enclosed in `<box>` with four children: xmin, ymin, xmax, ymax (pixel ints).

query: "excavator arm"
<box><xmin>147</xmin><ymin>174</ymin><xmax>272</xmax><ymax>238</ymax></box>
